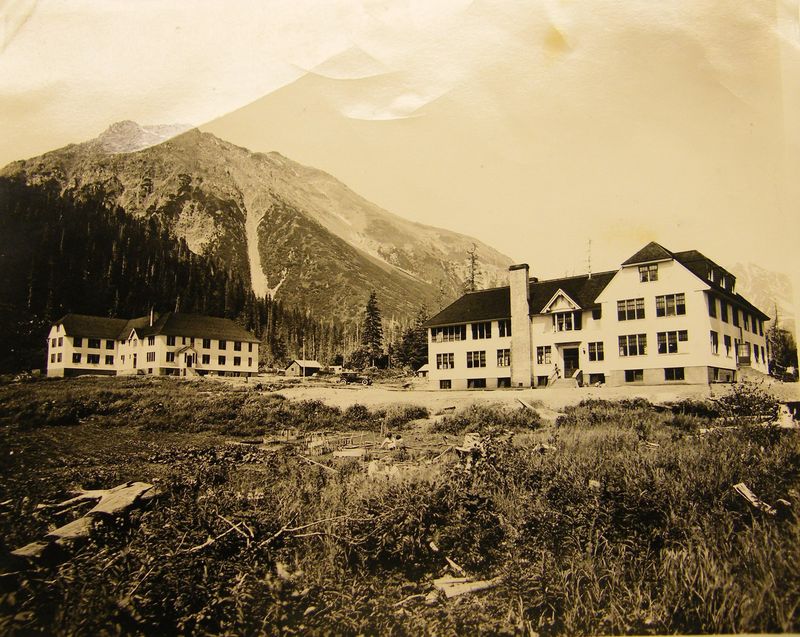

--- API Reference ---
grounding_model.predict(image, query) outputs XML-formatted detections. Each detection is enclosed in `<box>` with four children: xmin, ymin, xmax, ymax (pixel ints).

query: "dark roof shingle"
<box><xmin>424</xmin><ymin>271</ymin><xmax>616</xmax><ymax>327</ymax></box>
<box><xmin>137</xmin><ymin>312</ymin><xmax>260</xmax><ymax>343</ymax></box>
<box><xmin>56</xmin><ymin>314</ymin><xmax>131</xmax><ymax>339</ymax></box>
<box><xmin>621</xmin><ymin>241</ymin><xmax>674</xmax><ymax>266</ymax></box>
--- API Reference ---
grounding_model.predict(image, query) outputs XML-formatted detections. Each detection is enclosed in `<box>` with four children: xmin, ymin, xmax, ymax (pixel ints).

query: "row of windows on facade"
<box><xmin>623</xmin><ymin>368</ymin><xmax>685</xmax><ymax>382</ymax></box>
<box><xmin>430</xmin><ymin>320</ymin><xmax>511</xmax><ymax>343</ymax></box>
<box><xmin>61</xmin><ymin>352</ymin><xmax>254</xmax><ymax>366</ymax></box>
<box><xmin>707</xmin><ymin>296</ymin><xmax>763</xmax><ymax>334</ymax></box>
<box><xmin>435</xmin><ymin>349</ymin><xmax>511</xmax><ymax>369</ymax></box>
<box><xmin>51</xmin><ymin>336</ymin><xmax>254</xmax><ymax>352</ymax></box>
<box><xmin>709</xmin><ymin>331</ymin><xmax>765</xmax><ymax>363</ymax></box>
<box><xmin>436</xmin><ymin>366</ymin><xmax>687</xmax><ymax>388</ymax></box>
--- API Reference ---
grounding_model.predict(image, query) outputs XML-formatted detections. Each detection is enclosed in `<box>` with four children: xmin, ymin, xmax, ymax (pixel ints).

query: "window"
<box><xmin>74</xmin><ymin>337</ymin><xmax>83</xmax><ymax>347</ymax></box>
<box><xmin>87</xmin><ymin>354</ymin><xmax>100</xmax><ymax>364</ymax></box>
<box><xmin>105</xmin><ymin>355</ymin><xmax>114</xmax><ymax>365</ymax></box>
<box><xmin>497</xmin><ymin>378</ymin><xmax>511</xmax><ymax>388</ymax></box>
<box><xmin>51</xmin><ymin>338</ymin><xmax>57</xmax><ymax>348</ymax></box>
<box><xmin>710</xmin><ymin>330</ymin><xmax>719</xmax><ymax>355</ymax></box>
<box><xmin>743</xmin><ymin>314</ymin><xmax>750</xmax><ymax>332</ymax></box>
<box><xmin>537</xmin><ymin>375</ymin><xmax>549</xmax><ymax>387</ymax></box>
<box><xmin>50</xmin><ymin>353</ymin><xmax>55</xmax><ymax>363</ymax></box>
<box><xmin>724</xmin><ymin>335</ymin><xmax>732</xmax><ymax>356</ymax></box>
<box><xmin>665</xmin><ymin>367</ymin><xmax>685</xmax><ymax>381</ymax></box>
<box><xmin>203</xmin><ymin>338</ymin><xmax>211</xmax><ymax>349</ymax></box>
<box><xmin>166</xmin><ymin>352</ymin><xmax>175</xmax><ymax>363</ymax></box>
<box><xmin>436</xmin><ymin>353</ymin><xmax>454</xmax><ymax>369</ymax></box>
<box><xmin>467</xmin><ymin>378</ymin><xmax>487</xmax><ymax>389</ymax></box>
<box><xmin>181</xmin><ymin>337</ymin><xmax>187</xmax><ymax>345</ymax></box>
<box><xmin>707</xmin><ymin>294</ymin><xmax>717</xmax><ymax>318</ymax></box>
<box><xmin>219</xmin><ymin>340</ymin><xmax>227</xmax><ymax>350</ymax></box>
<box><xmin>218</xmin><ymin>355</ymin><xmax>226</xmax><ymax>365</ymax></box>
<box><xmin>498</xmin><ymin>319</ymin><xmax>512</xmax><ymax>337</ymax></box>
<box><xmin>619</xmin><ymin>334</ymin><xmax>647</xmax><ymax>356</ymax></box>
<box><xmin>592</xmin><ymin>308</ymin><xmax>602</xmax><ymax>320</ymax></box>
<box><xmin>58</xmin><ymin>337</ymin><xmax>63</xmax><ymax>347</ymax></box>
<box><xmin>148</xmin><ymin>335</ymin><xmax>156</xmax><ymax>346</ymax></box>
<box><xmin>758</xmin><ymin>320</ymin><xmax>763</xmax><ymax>336</ymax></box>
<box><xmin>88</xmin><ymin>339</ymin><xmax>101</xmax><ymax>349</ymax></box>
<box><xmin>248</xmin><ymin>357</ymin><xmax>252</xmax><ymax>367</ymax></box>
<box><xmin>440</xmin><ymin>380</ymin><xmax>452</xmax><ymax>389</ymax></box>
<box><xmin>248</xmin><ymin>343</ymin><xmax>253</xmax><ymax>352</ymax></box>
<box><xmin>754</xmin><ymin>346</ymin><xmax>760</xmax><ymax>362</ymax></box>
<box><xmin>234</xmin><ymin>356</ymin><xmax>241</xmax><ymax>366</ymax></box>
<box><xmin>657</xmin><ymin>330</ymin><xmax>687</xmax><ymax>354</ymax></box>
<box><xmin>554</xmin><ymin>311</ymin><xmax>581</xmax><ymax>331</ymax></box>
<box><xmin>720</xmin><ymin>302</ymin><xmax>728</xmax><ymax>323</ymax></box>
<box><xmin>497</xmin><ymin>349</ymin><xmax>511</xmax><ymax>367</ymax></box>
<box><xmin>165</xmin><ymin>335</ymin><xmax>174</xmax><ymax>346</ymax></box>
<box><xmin>202</xmin><ymin>354</ymin><xmax>210</xmax><ymax>365</ymax></box>
<box><xmin>105</xmin><ymin>339</ymin><xmax>114</xmax><ymax>349</ymax></box>
<box><xmin>536</xmin><ymin>346</ymin><xmax>552</xmax><ymax>364</ymax></box>
<box><xmin>617</xmin><ymin>298</ymin><xmax>645</xmax><ymax>321</ymax></box>
<box><xmin>471</xmin><ymin>322</ymin><xmax>492</xmax><ymax>339</ymax></box>
<box><xmin>234</xmin><ymin>341</ymin><xmax>242</xmax><ymax>351</ymax></box>
<box><xmin>625</xmin><ymin>369</ymin><xmax>644</xmax><ymax>382</ymax></box>
<box><xmin>431</xmin><ymin>325</ymin><xmax>467</xmax><ymax>342</ymax></box>
<box><xmin>732</xmin><ymin>308</ymin><xmax>740</xmax><ymax>327</ymax></box>
<box><xmin>588</xmin><ymin>342</ymin><xmax>604</xmax><ymax>361</ymax></box>
<box><xmin>146</xmin><ymin>351</ymin><xmax>156</xmax><ymax>362</ymax></box>
<box><xmin>55</xmin><ymin>353</ymin><xmax>61</xmax><ymax>363</ymax></box>
<box><xmin>190</xmin><ymin>337</ymin><xmax>195</xmax><ymax>346</ymax></box>
<box><xmin>466</xmin><ymin>351</ymin><xmax>486</xmax><ymax>368</ymax></box>
<box><xmin>655</xmin><ymin>293</ymin><xmax>686</xmax><ymax>317</ymax></box>
<box><xmin>761</xmin><ymin>345</ymin><xmax>765</xmax><ymax>362</ymax></box>
<box><xmin>73</xmin><ymin>353</ymin><xmax>81</xmax><ymax>363</ymax></box>
<box><xmin>639</xmin><ymin>264</ymin><xmax>658</xmax><ymax>282</ymax></box>
<box><xmin>121</xmin><ymin>355</ymin><xmax>125</xmax><ymax>363</ymax></box>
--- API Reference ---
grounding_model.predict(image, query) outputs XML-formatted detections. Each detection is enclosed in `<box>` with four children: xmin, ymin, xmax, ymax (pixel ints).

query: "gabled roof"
<box><xmin>528</xmin><ymin>271</ymin><xmax>616</xmax><ymax>314</ymax></box>
<box><xmin>424</xmin><ymin>271</ymin><xmax>616</xmax><ymax>328</ymax></box>
<box><xmin>286</xmin><ymin>359</ymin><xmax>321</xmax><ymax>369</ymax></box>
<box><xmin>621</xmin><ymin>241</ymin><xmax>674</xmax><ymax>266</ymax></box>
<box><xmin>672</xmin><ymin>250</ymin><xmax>769</xmax><ymax>320</ymax></box>
<box><xmin>137</xmin><ymin>312</ymin><xmax>260</xmax><ymax>343</ymax></box>
<box><xmin>541</xmin><ymin>288</ymin><xmax>581</xmax><ymax>313</ymax></box>
<box><xmin>55</xmin><ymin>314</ymin><xmax>131</xmax><ymax>339</ymax></box>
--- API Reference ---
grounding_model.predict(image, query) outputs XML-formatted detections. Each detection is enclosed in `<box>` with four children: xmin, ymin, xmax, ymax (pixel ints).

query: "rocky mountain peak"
<box><xmin>92</xmin><ymin>120</ymin><xmax>193</xmax><ymax>155</ymax></box>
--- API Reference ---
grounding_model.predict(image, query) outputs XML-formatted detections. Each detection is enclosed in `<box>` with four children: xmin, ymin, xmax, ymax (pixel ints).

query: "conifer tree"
<box><xmin>361</xmin><ymin>290</ymin><xmax>383</xmax><ymax>366</ymax></box>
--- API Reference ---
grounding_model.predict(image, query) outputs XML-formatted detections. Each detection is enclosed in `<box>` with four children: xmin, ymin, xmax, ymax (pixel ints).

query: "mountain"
<box><xmin>730</xmin><ymin>262</ymin><xmax>795</xmax><ymax>334</ymax></box>
<box><xmin>1</xmin><ymin>121</ymin><xmax>512</xmax><ymax>321</ymax></box>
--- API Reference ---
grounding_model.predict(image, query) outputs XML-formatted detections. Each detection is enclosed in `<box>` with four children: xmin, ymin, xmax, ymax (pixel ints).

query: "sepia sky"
<box><xmin>1</xmin><ymin>0</ymin><xmax>798</xmax><ymax>289</ymax></box>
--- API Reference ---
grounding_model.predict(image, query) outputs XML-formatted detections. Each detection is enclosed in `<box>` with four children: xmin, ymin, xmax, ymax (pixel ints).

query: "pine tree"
<box><xmin>361</xmin><ymin>290</ymin><xmax>383</xmax><ymax>367</ymax></box>
<box><xmin>464</xmin><ymin>243</ymin><xmax>481</xmax><ymax>293</ymax></box>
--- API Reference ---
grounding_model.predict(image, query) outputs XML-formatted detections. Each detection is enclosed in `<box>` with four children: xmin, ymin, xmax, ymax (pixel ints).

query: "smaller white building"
<box><xmin>46</xmin><ymin>312</ymin><xmax>259</xmax><ymax>377</ymax></box>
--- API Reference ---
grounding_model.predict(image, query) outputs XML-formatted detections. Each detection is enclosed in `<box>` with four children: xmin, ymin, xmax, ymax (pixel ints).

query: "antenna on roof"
<box><xmin>587</xmin><ymin>239</ymin><xmax>592</xmax><ymax>279</ymax></box>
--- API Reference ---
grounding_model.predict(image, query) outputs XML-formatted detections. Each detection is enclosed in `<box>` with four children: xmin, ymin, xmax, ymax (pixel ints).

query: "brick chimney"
<box><xmin>509</xmin><ymin>264</ymin><xmax>533</xmax><ymax>387</ymax></box>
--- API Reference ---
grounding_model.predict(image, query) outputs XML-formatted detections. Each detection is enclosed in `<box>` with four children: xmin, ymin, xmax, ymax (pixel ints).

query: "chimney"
<box><xmin>509</xmin><ymin>264</ymin><xmax>533</xmax><ymax>388</ymax></box>
<box><xmin>149</xmin><ymin>308</ymin><xmax>154</xmax><ymax>327</ymax></box>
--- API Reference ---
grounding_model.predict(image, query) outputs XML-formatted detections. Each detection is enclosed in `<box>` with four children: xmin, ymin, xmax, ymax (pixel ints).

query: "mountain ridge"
<box><xmin>2</xmin><ymin>122</ymin><xmax>513</xmax><ymax>321</ymax></box>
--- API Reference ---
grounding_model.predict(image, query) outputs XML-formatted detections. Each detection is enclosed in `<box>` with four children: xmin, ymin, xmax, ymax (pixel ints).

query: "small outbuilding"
<box><xmin>285</xmin><ymin>359</ymin><xmax>322</xmax><ymax>377</ymax></box>
<box><xmin>416</xmin><ymin>363</ymin><xmax>430</xmax><ymax>378</ymax></box>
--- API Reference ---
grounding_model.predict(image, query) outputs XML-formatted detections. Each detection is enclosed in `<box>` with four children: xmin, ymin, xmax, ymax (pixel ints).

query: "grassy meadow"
<box><xmin>0</xmin><ymin>376</ymin><xmax>798</xmax><ymax>635</ymax></box>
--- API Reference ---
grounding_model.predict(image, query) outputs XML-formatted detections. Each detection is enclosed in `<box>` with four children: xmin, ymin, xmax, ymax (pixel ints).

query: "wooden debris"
<box><xmin>46</xmin><ymin>516</ymin><xmax>95</xmax><ymax>542</ymax></box>
<box><xmin>333</xmin><ymin>447</ymin><xmax>366</xmax><ymax>458</ymax></box>
<box><xmin>733</xmin><ymin>482</ymin><xmax>776</xmax><ymax>515</ymax></box>
<box><xmin>588</xmin><ymin>479</ymin><xmax>601</xmax><ymax>490</ymax></box>
<box><xmin>432</xmin><ymin>575</ymin><xmax>502</xmax><ymax>598</ymax></box>
<box><xmin>445</xmin><ymin>556</ymin><xmax>467</xmax><ymax>577</ymax></box>
<box><xmin>88</xmin><ymin>482</ymin><xmax>155</xmax><ymax>517</ymax></box>
<box><xmin>298</xmin><ymin>454</ymin><xmax>338</xmax><ymax>473</ymax></box>
<box><xmin>13</xmin><ymin>481</ymin><xmax>161</xmax><ymax>565</ymax></box>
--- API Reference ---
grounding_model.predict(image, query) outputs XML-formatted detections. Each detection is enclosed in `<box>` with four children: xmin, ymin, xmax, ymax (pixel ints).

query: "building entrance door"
<box><xmin>186</xmin><ymin>354</ymin><xmax>193</xmax><ymax>368</ymax></box>
<box><xmin>563</xmin><ymin>347</ymin><xmax>580</xmax><ymax>378</ymax></box>
<box><xmin>133</xmin><ymin>353</ymin><xmax>137</xmax><ymax>369</ymax></box>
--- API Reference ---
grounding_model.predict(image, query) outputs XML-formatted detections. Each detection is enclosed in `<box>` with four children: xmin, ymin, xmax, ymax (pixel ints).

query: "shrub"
<box><xmin>433</xmin><ymin>404</ymin><xmax>541</xmax><ymax>435</ymax></box>
<box><xmin>714</xmin><ymin>380</ymin><xmax>778</xmax><ymax>422</ymax></box>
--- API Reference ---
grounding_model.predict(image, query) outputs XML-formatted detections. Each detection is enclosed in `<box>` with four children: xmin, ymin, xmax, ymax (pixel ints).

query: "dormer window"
<box><xmin>553</xmin><ymin>311</ymin><xmax>581</xmax><ymax>331</ymax></box>
<box><xmin>638</xmin><ymin>264</ymin><xmax>658</xmax><ymax>282</ymax></box>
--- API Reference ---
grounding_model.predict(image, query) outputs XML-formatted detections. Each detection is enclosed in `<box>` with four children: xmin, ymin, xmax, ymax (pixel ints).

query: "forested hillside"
<box><xmin>0</xmin><ymin>177</ymin><xmax>349</xmax><ymax>372</ymax></box>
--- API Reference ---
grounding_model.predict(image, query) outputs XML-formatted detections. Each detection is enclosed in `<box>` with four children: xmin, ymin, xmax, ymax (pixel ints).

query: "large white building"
<box><xmin>425</xmin><ymin>242</ymin><xmax>770</xmax><ymax>388</ymax></box>
<box><xmin>46</xmin><ymin>312</ymin><xmax>259</xmax><ymax>377</ymax></box>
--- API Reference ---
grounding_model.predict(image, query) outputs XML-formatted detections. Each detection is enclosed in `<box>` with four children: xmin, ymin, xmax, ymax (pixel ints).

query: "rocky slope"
<box><xmin>1</xmin><ymin>121</ymin><xmax>512</xmax><ymax>321</ymax></box>
<box><xmin>730</xmin><ymin>262</ymin><xmax>795</xmax><ymax>333</ymax></box>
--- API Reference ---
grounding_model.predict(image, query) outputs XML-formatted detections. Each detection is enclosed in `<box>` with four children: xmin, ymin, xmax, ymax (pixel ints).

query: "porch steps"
<box><xmin>550</xmin><ymin>378</ymin><xmax>579</xmax><ymax>389</ymax></box>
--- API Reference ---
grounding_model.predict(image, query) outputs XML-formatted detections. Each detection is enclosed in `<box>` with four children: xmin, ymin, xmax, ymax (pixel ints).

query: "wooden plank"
<box><xmin>46</xmin><ymin>515</ymin><xmax>94</xmax><ymax>541</ymax></box>
<box><xmin>88</xmin><ymin>482</ymin><xmax>154</xmax><ymax>517</ymax></box>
